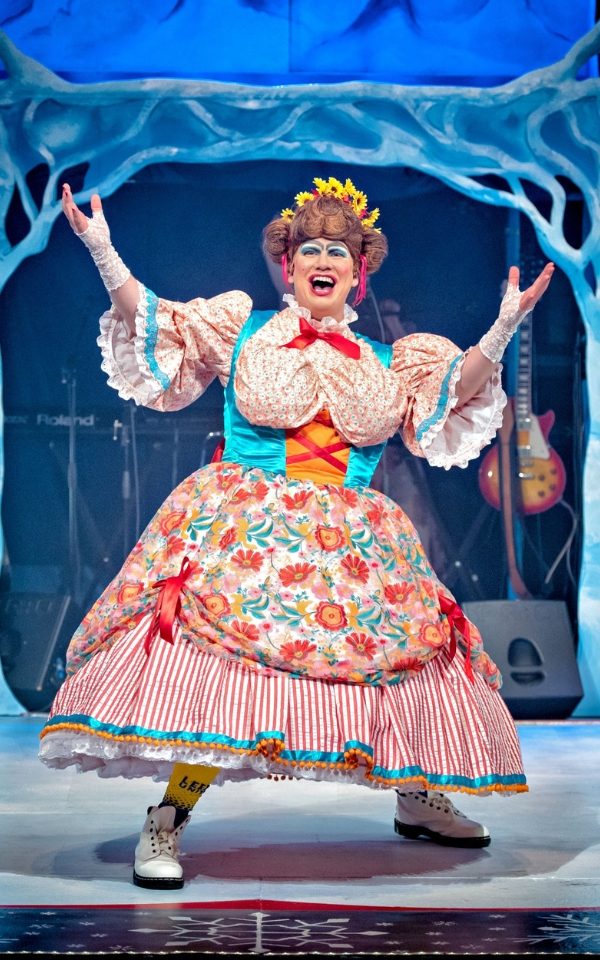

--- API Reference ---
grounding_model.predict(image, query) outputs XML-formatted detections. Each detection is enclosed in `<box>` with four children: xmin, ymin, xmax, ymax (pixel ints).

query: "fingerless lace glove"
<box><xmin>479</xmin><ymin>282</ymin><xmax>531</xmax><ymax>363</ymax></box>
<box><xmin>78</xmin><ymin>208</ymin><xmax>131</xmax><ymax>291</ymax></box>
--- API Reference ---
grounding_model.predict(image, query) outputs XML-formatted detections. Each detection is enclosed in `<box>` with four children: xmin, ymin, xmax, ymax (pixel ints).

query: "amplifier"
<box><xmin>4</xmin><ymin>409</ymin><xmax>223</xmax><ymax>436</ymax></box>
<box><xmin>463</xmin><ymin>599</ymin><xmax>583</xmax><ymax>720</ymax></box>
<box><xmin>0</xmin><ymin>591</ymin><xmax>83</xmax><ymax>712</ymax></box>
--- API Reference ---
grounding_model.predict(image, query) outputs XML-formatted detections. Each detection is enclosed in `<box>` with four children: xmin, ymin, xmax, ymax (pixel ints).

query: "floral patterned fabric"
<box><xmin>64</xmin><ymin>461</ymin><xmax>500</xmax><ymax>690</ymax></box>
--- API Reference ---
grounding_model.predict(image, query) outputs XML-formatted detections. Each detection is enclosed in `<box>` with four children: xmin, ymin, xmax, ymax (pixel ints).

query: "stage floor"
<box><xmin>1</xmin><ymin>715</ymin><xmax>599</xmax><ymax>955</ymax></box>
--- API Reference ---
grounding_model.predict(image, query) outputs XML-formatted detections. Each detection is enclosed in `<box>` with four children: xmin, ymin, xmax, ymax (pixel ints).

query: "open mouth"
<box><xmin>310</xmin><ymin>274</ymin><xmax>336</xmax><ymax>294</ymax></box>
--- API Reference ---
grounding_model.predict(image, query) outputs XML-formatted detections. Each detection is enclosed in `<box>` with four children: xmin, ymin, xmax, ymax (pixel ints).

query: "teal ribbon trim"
<box><xmin>371</xmin><ymin>764</ymin><xmax>526</xmax><ymax>788</ymax></box>
<box><xmin>45</xmin><ymin>713</ymin><xmax>283</xmax><ymax>750</ymax></box>
<box><xmin>141</xmin><ymin>286</ymin><xmax>171</xmax><ymax>391</ymax></box>
<box><xmin>44</xmin><ymin>713</ymin><xmax>525</xmax><ymax>788</ymax></box>
<box><xmin>415</xmin><ymin>352</ymin><xmax>463</xmax><ymax>444</ymax></box>
<box><xmin>280</xmin><ymin>738</ymin><xmax>373</xmax><ymax>764</ymax></box>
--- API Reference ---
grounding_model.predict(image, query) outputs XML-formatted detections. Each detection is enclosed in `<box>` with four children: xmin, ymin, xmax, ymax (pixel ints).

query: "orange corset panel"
<box><xmin>285</xmin><ymin>407</ymin><xmax>350</xmax><ymax>485</ymax></box>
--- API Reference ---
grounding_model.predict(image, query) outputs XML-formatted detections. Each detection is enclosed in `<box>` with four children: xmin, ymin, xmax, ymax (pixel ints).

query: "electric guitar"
<box><xmin>479</xmin><ymin>312</ymin><xmax>566</xmax><ymax>516</ymax></box>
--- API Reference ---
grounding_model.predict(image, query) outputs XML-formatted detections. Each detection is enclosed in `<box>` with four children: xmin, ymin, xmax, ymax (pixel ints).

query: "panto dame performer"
<box><xmin>40</xmin><ymin>176</ymin><xmax>554</xmax><ymax>890</ymax></box>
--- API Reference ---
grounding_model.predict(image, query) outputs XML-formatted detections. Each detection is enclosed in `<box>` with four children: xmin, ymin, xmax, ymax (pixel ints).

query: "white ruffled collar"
<box><xmin>282</xmin><ymin>293</ymin><xmax>358</xmax><ymax>333</ymax></box>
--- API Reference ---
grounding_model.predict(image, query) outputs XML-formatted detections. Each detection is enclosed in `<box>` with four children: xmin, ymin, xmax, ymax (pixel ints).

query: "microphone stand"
<box><xmin>171</xmin><ymin>426</ymin><xmax>180</xmax><ymax>489</ymax></box>
<box><xmin>62</xmin><ymin>361</ymin><xmax>82</xmax><ymax>605</ymax></box>
<box><xmin>113</xmin><ymin>415</ymin><xmax>131</xmax><ymax>561</ymax></box>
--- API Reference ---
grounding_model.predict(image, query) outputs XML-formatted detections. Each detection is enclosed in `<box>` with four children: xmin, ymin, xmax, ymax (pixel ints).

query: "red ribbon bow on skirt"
<box><xmin>144</xmin><ymin>556</ymin><xmax>194</xmax><ymax>655</ymax></box>
<box><xmin>438</xmin><ymin>592</ymin><xmax>475</xmax><ymax>684</ymax></box>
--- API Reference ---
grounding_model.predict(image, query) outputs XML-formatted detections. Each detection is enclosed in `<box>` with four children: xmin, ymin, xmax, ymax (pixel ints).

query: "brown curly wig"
<box><xmin>262</xmin><ymin>195</ymin><xmax>388</xmax><ymax>276</ymax></box>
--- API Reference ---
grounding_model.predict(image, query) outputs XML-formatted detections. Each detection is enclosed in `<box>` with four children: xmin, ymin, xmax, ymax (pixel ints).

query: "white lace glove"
<box><xmin>478</xmin><ymin>282</ymin><xmax>532</xmax><ymax>363</ymax></box>
<box><xmin>77</xmin><ymin>208</ymin><xmax>131</xmax><ymax>291</ymax></box>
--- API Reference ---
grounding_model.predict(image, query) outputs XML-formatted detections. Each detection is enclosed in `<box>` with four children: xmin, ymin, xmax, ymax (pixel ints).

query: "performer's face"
<box><xmin>290</xmin><ymin>237</ymin><xmax>358</xmax><ymax>321</ymax></box>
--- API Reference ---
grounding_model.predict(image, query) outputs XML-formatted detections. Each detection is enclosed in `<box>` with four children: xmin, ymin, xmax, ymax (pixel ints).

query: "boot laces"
<box><xmin>396</xmin><ymin>789</ymin><xmax>465</xmax><ymax>819</ymax></box>
<box><xmin>428</xmin><ymin>792</ymin><xmax>465</xmax><ymax>817</ymax></box>
<box><xmin>149</xmin><ymin>819</ymin><xmax>182</xmax><ymax>857</ymax></box>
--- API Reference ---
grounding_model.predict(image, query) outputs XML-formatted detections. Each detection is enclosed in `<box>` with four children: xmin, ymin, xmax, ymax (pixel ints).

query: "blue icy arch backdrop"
<box><xmin>0</xmin><ymin>1</ymin><xmax>599</xmax><ymax>714</ymax></box>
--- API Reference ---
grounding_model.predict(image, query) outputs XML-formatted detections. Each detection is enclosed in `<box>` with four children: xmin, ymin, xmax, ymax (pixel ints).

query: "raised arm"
<box><xmin>62</xmin><ymin>184</ymin><xmax>139</xmax><ymax>329</ymax></box>
<box><xmin>455</xmin><ymin>262</ymin><xmax>555</xmax><ymax>406</ymax></box>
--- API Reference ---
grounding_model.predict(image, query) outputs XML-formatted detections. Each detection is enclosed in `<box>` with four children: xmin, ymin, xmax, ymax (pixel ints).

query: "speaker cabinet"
<box><xmin>462</xmin><ymin>600</ymin><xmax>583</xmax><ymax>719</ymax></box>
<box><xmin>0</xmin><ymin>592</ymin><xmax>81</xmax><ymax>711</ymax></box>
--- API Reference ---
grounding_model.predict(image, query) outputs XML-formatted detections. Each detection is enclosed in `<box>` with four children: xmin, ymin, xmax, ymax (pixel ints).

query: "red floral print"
<box><xmin>315</xmin><ymin>601</ymin><xmax>348</xmax><ymax>630</ymax></box>
<box><xmin>231</xmin><ymin>549</ymin><xmax>263</xmax><ymax>572</ymax></box>
<box><xmin>345</xmin><ymin>632</ymin><xmax>378</xmax><ymax>659</ymax></box>
<box><xmin>419</xmin><ymin>622</ymin><xmax>447</xmax><ymax>648</ymax></box>
<box><xmin>116</xmin><ymin>582</ymin><xmax>144</xmax><ymax>604</ymax></box>
<box><xmin>421</xmin><ymin>580</ymin><xmax>437</xmax><ymax>600</ymax></box>
<box><xmin>202</xmin><ymin>594</ymin><xmax>231</xmax><ymax>617</ymax></box>
<box><xmin>315</xmin><ymin>525</ymin><xmax>345</xmax><ymax>551</ymax></box>
<box><xmin>339</xmin><ymin>488</ymin><xmax>359</xmax><ymax>508</ymax></box>
<box><xmin>279</xmin><ymin>562</ymin><xmax>317</xmax><ymax>586</ymax></box>
<box><xmin>279</xmin><ymin>639</ymin><xmax>317</xmax><ymax>663</ymax></box>
<box><xmin>231</xmin><ymin>620</ymin><xmax>260</xmax><ymax>643</ymax></box>
<box><xmin>168</xmin><ymin>536</ymin><xmax>187</xmax><ymax>557</ymax></box>
<box><xmin>341</xmin><ymin>553</ymin><xmax>370</xmax><ymax>583</ymax></box>
<box><xmin>388</xmin><ymin>654</ymin><xmax>426</xmax><ymax>673</ymax></box>
<box><xmin>366</xmin><ymin>504</ymin><xmax>384</xmax><ymax>526</ymax></box>
<box><xmin>281</xmin><ymin>490</ymin><xmax>312</xmax><ymax>510</ymax></box>
<box><xmin>159</xmin><ymin>511</ymin><xmax>186</xmax><ymax>536</ymax></box>
<box><xmin>219</xmin><ymin>527</ymin><xmax>237</xmax><ymax>549</ymax></box>
<box><xmin>384</xmin><ymin>582</ymin><xmax>415</xmax><ymax>605</ymax></box>
<box><xmin>216</xmin><ymin>470</ymin><xmax>240</xmax><ymax>491</ymax></box>
<box><xmin>228</xmin><ymin>487</ymin><xmax>251</xmax><ymax>504</ymax></box>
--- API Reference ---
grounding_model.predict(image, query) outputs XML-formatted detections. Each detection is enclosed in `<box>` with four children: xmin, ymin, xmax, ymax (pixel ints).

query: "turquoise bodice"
<box><xmin>221</xmin><ymin>310</ymin><xmax>393</xmax><ymax>489</ymax></box>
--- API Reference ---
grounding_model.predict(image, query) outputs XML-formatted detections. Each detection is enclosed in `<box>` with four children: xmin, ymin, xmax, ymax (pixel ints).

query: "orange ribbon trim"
<box><xmin>438</xmin><ymin>592</ymin><xmax>475</xmax><ymax>683</ymax></box>
<box><xmin>281</xmin><ymin>316</ymin><xmax>361</xmax><ymax>359</ymax></box>
<box><xmin>144</xmin><ymin>556</ymin><xmax>194</xmax><ymax>655</ymax></box>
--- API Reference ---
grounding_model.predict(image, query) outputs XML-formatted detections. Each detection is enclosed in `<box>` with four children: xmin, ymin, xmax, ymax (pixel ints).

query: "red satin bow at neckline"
<box><xmin>438</xmin><ymin>593</ymin><xmax>475</xmax><ymax>684</ymax></box>
<box><xmin>144</xmin><ymin>556</ymin><xmax>194</xmax><ymax>655</ymax></box>
<box><xmin>281</xmin><ymin>315</ymin><xmax>361</xmax><ymax>360</ymax></box>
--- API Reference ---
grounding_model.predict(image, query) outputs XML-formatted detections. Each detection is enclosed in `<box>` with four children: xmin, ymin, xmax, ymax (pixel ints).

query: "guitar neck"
<box><xmin>514</xmin><ymin>313</ymin><xmax>533</xmax><ymax>430</ymax></box>
<box><xmin>514</xmin><ymin>252</ymin><xmax>545</xmax><ymax>430</ymax></box>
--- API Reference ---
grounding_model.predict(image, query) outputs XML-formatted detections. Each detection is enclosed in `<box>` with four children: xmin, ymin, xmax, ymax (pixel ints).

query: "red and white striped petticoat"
<box><xmin>39</xmin><ymin>612</ymin><xmax>526</xmax><ymax>794</ymax></box>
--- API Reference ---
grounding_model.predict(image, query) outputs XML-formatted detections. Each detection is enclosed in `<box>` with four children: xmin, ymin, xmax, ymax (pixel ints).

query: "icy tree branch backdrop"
<box><xmin>0</xmin><ymin>14</ymin><xmax>599</xmax><ymax>713</ymax></box>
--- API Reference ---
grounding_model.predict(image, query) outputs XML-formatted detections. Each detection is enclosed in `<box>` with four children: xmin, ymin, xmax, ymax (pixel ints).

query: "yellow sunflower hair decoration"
<box><xmin>280</xmin><ymin>176</ymin><xmax>381</xmax><ymax>231</ymax></box>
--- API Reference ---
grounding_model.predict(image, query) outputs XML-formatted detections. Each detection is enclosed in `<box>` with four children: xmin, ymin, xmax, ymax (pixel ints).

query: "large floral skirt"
<box><xmin>39</xmin><ymin>462</ymin><xmax>526</xmax><ymax>794</ymax></box>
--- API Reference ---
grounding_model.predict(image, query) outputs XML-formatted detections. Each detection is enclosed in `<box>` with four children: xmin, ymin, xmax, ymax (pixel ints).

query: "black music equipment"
<box><xmin>462</xmin><ymin>599</ymin><xmax>583</xmax><ymax>719</ymax></box>
<box><xmin>3</xmin><ymin>408</ymin><xmax>222</xmax><ymax>436</ymax></box>
<box><xmin>3</xmin><ymin>407</ymin><xmax>224</xmax><ymax>580</ymax></box>
<box><xmin>0</xmin><ymin>591</ymin><xmax>82</xmax><ymax>711</ymax></box>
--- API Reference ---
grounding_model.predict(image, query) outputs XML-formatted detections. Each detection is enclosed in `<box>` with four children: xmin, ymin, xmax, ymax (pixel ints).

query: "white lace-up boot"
<box><xmin>394</xmin><ymin>790</ymin><xmax>491</xmax><ymax>848</ymax></box>
<box><xmin>133</xmin><ymin>805</ymin><xmax>191</xmax><ymax>889</ymax></box>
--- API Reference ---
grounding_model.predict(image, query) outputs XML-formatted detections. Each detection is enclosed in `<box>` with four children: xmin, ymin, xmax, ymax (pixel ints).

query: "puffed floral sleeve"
<box><xmin>392</xmin><ymin>333</ymin><xmax>506</xmax><ymax>470</ymax></box>
<box><xmin>97</xmin><ymin>281</ymin><xmax>253</xmax><ymax>412</ymax></box>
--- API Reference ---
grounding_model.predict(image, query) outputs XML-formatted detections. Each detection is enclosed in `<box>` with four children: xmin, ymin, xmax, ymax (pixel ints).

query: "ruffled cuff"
<box><xmin>97</xmin><ymin>282</ymin><xmax>166</xmax><ymax>406</ymax></box>
<box><xmin>416</xmin><ymin>355</ymin><xmax>507</xmax><ymax>470</ymax></box>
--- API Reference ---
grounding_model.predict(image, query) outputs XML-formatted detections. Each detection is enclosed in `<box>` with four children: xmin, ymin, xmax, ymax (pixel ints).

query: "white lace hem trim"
<box><xmin>418</xmin><ymin>357</ymin><xmax>506</xmax><ymax>470</ymax></box>
<box><xmin>39</xmin><ymin>731</ymin><xmax>396</xmax><ymax>790</ymax></box>
<box><xmin>38</xmin><ymin>732</ymin><xmax>517</xmax><ymax>795</ymax></box>
<box><xmin>97</xmin><ymin>280</ymin><xmax>163</xmax><ymax>406</ymax></box>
